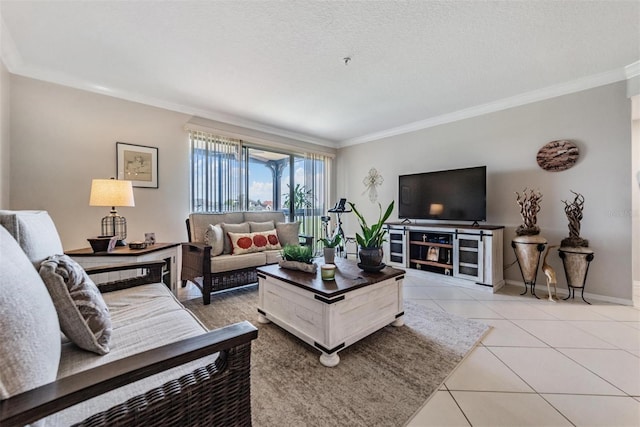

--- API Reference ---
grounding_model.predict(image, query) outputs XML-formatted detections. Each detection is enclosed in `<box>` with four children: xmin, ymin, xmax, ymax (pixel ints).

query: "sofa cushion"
<box><xmin>102</xmin><ymin>283</ymin><xmax>187</xmax><ymax>328</ymax></box>
<box><xmin>40</xmin><ymin>255</ymin><xmax>112</xmax><ymax>355</ymax></box>
<box><xmin>0</xmin><ymin>226</ymin><xmax>61</xmax><ymax>399</ymax></box>
<box><xmin>188</xmin><ymin>212</ymin><xmax>244</xmax><ymax>243</ymax></box>
<box><xmin>204</xmin><ymin>224</ymin><xmax>224</xmax><ymax>256</ymax></box>
<box><xmin>51</xmin><ymin>283</ymin><xmax>212</xmax><ymax>426</ymax></box>
<box><xmin>249</xmin><ymin>220</ymin><xmax>275</xmax><ymax>232</ymax></box>
<box><xmin>211</xmin><ymin>252</ymin><xmax>267</xmax><ymax>273</ymax></box>
<box><xmin>0</xmin><ymin>210</ymin><xmax>64</xmax><ymax>267</ymax></box>
<box><xmin>265</xmin><ymin>249</ymin><xmax>283</xmax><ymax>264</ymax></box>
<box><xmin>57</xmin><ymin>283</ymin><xmax>207</xmax><ymax>378</ymax></box>
<box><xmin>221</xmin><ymin>222</ymin><xmax>250</xmax><ymax>254</ymax></box>
<box><xmin>276</xmin><ymin>221</ymin><xmax>301</xmax><ymax>246</ymax></box>
<box><xmin>243</xmin><ymin>211</ymin><xmax>285</xmax><ymax>224</ymax></box>
<box><xmin>228</xmin><ymin>230</ymin><xmax>281</xmax><ymax>255</ymax></box>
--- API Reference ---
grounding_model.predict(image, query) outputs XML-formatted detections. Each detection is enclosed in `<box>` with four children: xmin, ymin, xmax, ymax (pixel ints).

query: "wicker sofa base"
<box><xmin>75</xmin><ymin>343</ymin><xmax>253</xmax><ymax>427</ymax></box>
<box><xmin>185</xmin><ymin>267</ymin><xmax>260</xmax><ymax>304</ymax></box>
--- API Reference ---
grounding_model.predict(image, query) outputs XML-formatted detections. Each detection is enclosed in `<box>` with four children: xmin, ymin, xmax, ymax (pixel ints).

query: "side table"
<box><xmin>66</xmin><ymin>243</ymin><xmax>181</xmax><ymax>295</ymax></box>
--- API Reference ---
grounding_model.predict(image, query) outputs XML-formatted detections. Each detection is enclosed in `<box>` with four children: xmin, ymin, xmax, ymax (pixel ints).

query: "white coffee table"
<box><xmin>256</xmin><ymin>258</ymin><xmax>405</xmax><ymax>367</ymax></box>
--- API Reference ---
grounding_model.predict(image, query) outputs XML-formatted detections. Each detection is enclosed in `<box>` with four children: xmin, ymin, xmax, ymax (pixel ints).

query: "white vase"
<box><xmin>323</xmin><ymin>247</ymin><xmax>336</xmax><ymax>264</ymax></box>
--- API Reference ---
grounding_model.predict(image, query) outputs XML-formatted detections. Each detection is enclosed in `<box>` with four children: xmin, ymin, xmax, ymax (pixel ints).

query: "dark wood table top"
<box><xmin>65</xmin><ymin>242</ymin><xmax>179</xmax><ymax>256</ymax></box>
<box><xmin>256</xmin><ymin>258</ymin><xmax>405</xmax><ymax>298</ymax></box>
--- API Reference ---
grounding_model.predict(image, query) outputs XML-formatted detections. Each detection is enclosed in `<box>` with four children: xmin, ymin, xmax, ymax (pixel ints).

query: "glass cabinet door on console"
<box><xmin>453</xmin><ymin>233</ymin><xmax>484</xmax><ymax>283</ymax></box>
<box><xmin>386</xmin><ymin>226</ymin><xmax>407</xmax><ymax>267</ymax></box>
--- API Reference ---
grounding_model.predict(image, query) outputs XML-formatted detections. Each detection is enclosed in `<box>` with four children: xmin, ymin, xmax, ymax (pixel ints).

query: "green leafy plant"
<box><xmin>317</xmin><ymin>233</ymin><xmax>342</xmax><ymax>249</ymax></box>
<box><xmin>348</xmin><ymin>200</ymin><xmax>394</xmax><ymax>248</ymax></box>
<box><xmin>281</xmin><ymin>244</ymin><xmax>314</xmax><ymax>264</ymax></box>
<box><xmin>283</xmin><ymin>184</ymin><xmax>314</xmax><ymax>209</ymax></box>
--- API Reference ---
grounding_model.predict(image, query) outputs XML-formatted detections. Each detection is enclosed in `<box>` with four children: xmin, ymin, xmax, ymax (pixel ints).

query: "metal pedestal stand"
<box><xmin>328</xmin><ymin>208</ymin><xmax>351</xmax><ymax>258</ymax></box>
<box><xmin>558</xmin><ymin>247</ymin><xmax>594</xmax><ymax>304</ymax></box>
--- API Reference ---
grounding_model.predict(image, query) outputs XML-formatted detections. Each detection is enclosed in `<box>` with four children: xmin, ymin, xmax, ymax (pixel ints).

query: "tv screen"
<box><xmin>398</xmin><ymin>166</ymin><xmax>486</xmax><ymax>222</ymax></box>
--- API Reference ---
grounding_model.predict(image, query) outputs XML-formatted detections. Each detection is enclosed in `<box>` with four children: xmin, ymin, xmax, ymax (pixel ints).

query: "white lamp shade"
<box><xmin>89</xmin><ymin>179</ymin><xmax>135</xmax><ymax>207</ymax></box>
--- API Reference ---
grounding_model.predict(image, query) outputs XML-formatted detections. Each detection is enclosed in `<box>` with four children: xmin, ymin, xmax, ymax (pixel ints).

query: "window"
<box><xmin>189</xmin><ymin>130</ymin><xmax>331</xmax><ymax>242</ymax></box>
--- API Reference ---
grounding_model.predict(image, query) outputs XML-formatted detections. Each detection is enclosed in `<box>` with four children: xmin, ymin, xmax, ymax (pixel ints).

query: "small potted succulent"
<box><xmin>317</xmin><ymin>233</ymin><xmax>342</xmax><ymax>264</ymax></box>
<box><xmin>279</xmin><ymin>244</ymin><xmax>317</xmax><ymax>273</ymax></box>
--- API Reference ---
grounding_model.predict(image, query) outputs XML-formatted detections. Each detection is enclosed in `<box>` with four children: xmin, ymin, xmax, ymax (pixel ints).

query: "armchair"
<box><xmin>0</xmin><ymin>211</ymin><xmax>257</xmax><ymax>426</ymax></box>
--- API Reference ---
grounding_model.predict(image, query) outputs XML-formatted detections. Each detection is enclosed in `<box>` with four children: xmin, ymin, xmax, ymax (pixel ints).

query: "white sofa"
<box><xmin>0</xmin><ymin>211</ymin><xmax>257</xmax><ymax>426</ymax></box>
<box><xmin>183</xmin><ymin>210</ymin><xmax>310</xmax><ymax>304</ymax></box>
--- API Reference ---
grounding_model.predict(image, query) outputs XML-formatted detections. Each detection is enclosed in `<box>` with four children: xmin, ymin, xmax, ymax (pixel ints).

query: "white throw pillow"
<box><xmin>0</xmin><ymin>226</ymin><xmax>61</xmax><ymax>399</ymax></box>
<box><xmin>220</xmin><ymin>222</ymin><xmax>251</xmax><ymax>254</ymax></box>
<box><xmin>228</xmin><ymin>230</ymin><xmax>281</xmax><ymax>255</ymax></box>
<box><xmin>204</xmin><ymin>224</ymin><xmax>224</xmax><ymax>256</ymax></box>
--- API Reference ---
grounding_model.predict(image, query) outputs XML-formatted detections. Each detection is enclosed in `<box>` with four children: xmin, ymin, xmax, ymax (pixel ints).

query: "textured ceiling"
<box><xmin>1</xmin><ymin>1</ymin><xmax>638</xmax><ymax>147</ymax></box>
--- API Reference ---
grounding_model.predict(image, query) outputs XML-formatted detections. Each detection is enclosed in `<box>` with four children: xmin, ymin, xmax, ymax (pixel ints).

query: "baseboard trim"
<box><xmin>504</xmin><ymin>279</ymin><xmax>634</xmax><ymax>306</ymax></box>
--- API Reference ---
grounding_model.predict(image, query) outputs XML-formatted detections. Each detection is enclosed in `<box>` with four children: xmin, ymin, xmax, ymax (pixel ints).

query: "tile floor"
<box><xmin>177</xmin><ymin>269</ymin><xmax>640</xmax><ymax>427</ymax></box>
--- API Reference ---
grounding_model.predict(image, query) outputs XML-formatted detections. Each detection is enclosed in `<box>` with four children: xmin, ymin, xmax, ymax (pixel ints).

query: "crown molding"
<box><xmin>626</xmin><ymin>61</ymin><xmax>640</xmax><ymax>78</ymax></box>
<box><xmin>0</xmin><ymin>13</ymin><xmax>22</xmax><ymax>72</ymax></box>
<box><xmin>1</xmin><ymin>15</ymin><xmax>634</xmax><ymax>152</ymax></box>
<box><xmin>339</xmin><ymin>66</ymin><xmax>631</xmax><ymax>148</ymax></box>
<box><xmin>0</xmin><ymin>43</ymin><xmax>337</xmax><ymax>148</ymax></box>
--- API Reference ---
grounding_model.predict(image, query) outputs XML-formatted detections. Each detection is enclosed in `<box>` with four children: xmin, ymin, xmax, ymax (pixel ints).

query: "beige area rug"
<box><xmin>183</xmin><ymin>285</ymin><xmax>490</xmax><ymax>426</ymax></box>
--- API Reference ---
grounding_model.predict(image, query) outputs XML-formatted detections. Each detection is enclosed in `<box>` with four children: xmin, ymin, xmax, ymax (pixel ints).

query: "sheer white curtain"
<box><xmin>189</xmin><ymin>130</ymin><xmax>245</xmax><ymax>212</ymax></box>
<box><xmin>189</xmin><ymin>129</ymin><xmax>332</xmax><ymax>239</ymax></box>
<box><xmin>295</xmin><ymin>152</ymin><xmax>331</xmax><ymax>248</ymax></box>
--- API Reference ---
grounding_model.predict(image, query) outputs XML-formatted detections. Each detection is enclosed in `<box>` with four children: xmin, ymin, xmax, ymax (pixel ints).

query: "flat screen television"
<box><xmin>398</xmin><ymin>166</ymin><xmax>486</xmax><ymax>222</ymax></box>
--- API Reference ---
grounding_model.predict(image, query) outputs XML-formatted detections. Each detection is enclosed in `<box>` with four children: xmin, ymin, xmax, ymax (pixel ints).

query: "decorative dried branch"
<box><xmin>561</xmin><ymin>190</ymin><xmax>588</xmax><ymax>247</ymax></box>
<box><xmin>515</xmin><ymin>188</ymin><xmax>542</xmax><ymax>235</ymax></box>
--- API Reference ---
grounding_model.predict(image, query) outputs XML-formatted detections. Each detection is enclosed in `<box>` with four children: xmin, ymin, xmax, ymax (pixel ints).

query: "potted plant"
<box><xmin>317</xmin><ymin>233</ymin><xmax>342</xmax><ymax>264</ymax></box>
<box><xmin>279</xmin><ymin>244</ymin><xmax>317</xmax><ymax>273</ymax></box>
<box><xmin>348</xmin><ymin>200</ymin><xmax>394</xmax><ymax>272</ymax></box>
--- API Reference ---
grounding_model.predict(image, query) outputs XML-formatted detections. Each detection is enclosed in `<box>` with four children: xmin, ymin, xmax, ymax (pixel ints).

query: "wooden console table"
<box><xmin>66</xmin><ymin>243</ymin><xmax>180</xmax><ymax>294</ymax></box>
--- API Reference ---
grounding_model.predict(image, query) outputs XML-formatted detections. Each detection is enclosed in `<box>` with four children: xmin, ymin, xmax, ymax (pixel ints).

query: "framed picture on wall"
<box><xmin>116</xmin><ymin>142</ymin><xmax>158</xmax><ymax>188</ymax></box>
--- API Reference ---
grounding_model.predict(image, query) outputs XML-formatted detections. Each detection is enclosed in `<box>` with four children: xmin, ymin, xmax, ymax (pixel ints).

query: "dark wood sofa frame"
<box><xmin>0</xmin><ymin>261</ymin><xmax>258</xmax><ymax>427</ymax></box>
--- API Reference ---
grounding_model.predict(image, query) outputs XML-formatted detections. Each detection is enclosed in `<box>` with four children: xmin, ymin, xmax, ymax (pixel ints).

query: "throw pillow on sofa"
<box><xmin>0</xmin><ymin>226</ymin><xmax>61</xmax><ymax>400</ymax></box>
<box><xmin>221</xmin><ymin>222</ymin><xmax>251</xmax><ymax>254</ymax></box>
<box><xmin>204</xmin><ymin>224</ymin><xmax>224</xmax><ymax>256</ymax></box>
<box><xmin>249</xmin><ymin>220</ymin><xmax>275</xmax><ymax>232</ymax></box>
<box><xmin>228</xmin><ymin>230</ymin><xmax>281</xmax><ymax>255</ymax></box>
<box><xmin>276</xmin><ymin>221</ymin><xmax>301</xmax><ymax>246</ymax></box>
<box><xmin>39</xmin><ymin>254</ymin><xmax>113</xmax><ymax>355</ymax></box>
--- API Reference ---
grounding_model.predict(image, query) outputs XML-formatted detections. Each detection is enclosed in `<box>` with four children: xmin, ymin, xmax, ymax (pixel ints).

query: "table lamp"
<box><xmin>89</xmin><ymin>178</ymin><xmax>135</xmax><ymax>246</ymax></box>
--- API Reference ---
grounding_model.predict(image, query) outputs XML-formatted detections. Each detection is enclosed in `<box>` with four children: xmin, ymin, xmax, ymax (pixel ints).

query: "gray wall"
<box><xmin>337</xmin><ymin>82</ymin><xmax>633</xmax><ymax>302</ymax></box>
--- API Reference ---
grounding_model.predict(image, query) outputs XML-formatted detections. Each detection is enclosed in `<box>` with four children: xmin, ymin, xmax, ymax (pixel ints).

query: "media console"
<box><xmin>383</xmin><ymin>222</ymin><xmax>505</xmax><ymax>291</ymax></box>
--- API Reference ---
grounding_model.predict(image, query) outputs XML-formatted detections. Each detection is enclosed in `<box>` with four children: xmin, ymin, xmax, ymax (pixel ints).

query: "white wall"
<box><xmin>0</xmin><ymin>60</ymin><xmax>9</xmax><ymax>208</ymax></box>
<box><xmin>9</xmin><ymin>75</ymin><xmax>336</xmax><ymax>251</ymax></box>
<box><xmin>337</xmin><ymin>82</ymin><xmax>633</xmax><ymax>302</ymax></box>
<box><xmin>632</xmin><ymin>95</ymin><xmax>639</xmax><ymax>307</ymax></box>
<box><xmin>10</xmin><ymin>76</ymin><xmax>193</xmax><ymax>249</ymax></box>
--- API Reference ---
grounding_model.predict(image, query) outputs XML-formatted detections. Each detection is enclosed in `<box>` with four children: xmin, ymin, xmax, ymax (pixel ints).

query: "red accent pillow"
<box><xmin>228</xmin><ymin>230</ymin><xmax>281</xmax><ymax>255</ymax></box>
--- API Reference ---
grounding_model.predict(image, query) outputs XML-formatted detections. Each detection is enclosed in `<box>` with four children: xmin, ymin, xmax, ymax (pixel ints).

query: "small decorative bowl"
<box><xmin>87</xmin><ymin>237</ymin><xmax>113</xmax><ymax>253</ymax></box>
